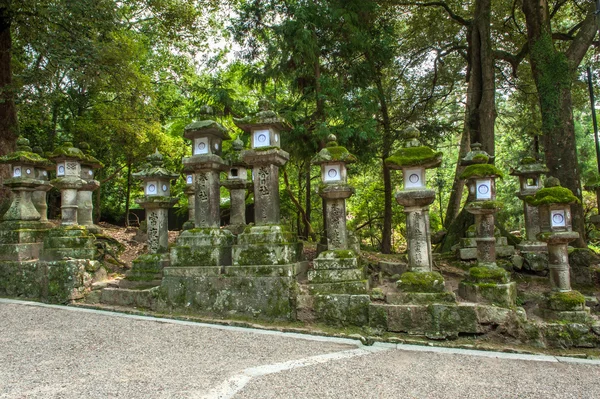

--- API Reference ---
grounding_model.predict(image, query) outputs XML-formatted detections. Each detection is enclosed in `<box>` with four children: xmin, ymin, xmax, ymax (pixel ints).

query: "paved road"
<box><xmin>0</xmin><ymin>299</ymin><xmax>599</xmax><ymax>399</ymax></box>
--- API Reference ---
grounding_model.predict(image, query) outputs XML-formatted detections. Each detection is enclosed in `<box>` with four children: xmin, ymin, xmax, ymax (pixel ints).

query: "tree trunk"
<box><xmin>124</xmin><ymin>161</ymin><xmax>132</xmax><ymax>227</ymax></box>
<box><xmin>0</xmin><ymin>4</ymin><xmax>18</xmax><ymax>204</ymax></box>
<box><xmin>441</xmin><ymin>0</ymin><xmax>495</xmax><ymax>249</ymax></box>
<box><xmin>521</xmin><ymin>0</ymin><xmax>595</xmax><ymax>248</ymax></box>
<box><xmin>304</xmin><ymin>161</ymin><xmax>311</xmax><ymax>240</ymax></box>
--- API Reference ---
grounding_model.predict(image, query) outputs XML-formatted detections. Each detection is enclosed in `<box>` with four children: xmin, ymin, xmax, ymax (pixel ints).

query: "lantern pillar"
<box><xmin>458</xmin><ymin>143</ymin><xmax>516</xmax><ymax>307</ymax></box>
<box><xmin>222</xmin><ymin>137</ymin><xmax>252</xmax><ymax>234</ymax></box>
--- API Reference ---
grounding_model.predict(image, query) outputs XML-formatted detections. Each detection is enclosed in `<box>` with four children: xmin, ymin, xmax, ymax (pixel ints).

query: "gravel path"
<box><xmin>0</xmin><ymin>300</ymin><xmax>598</xmax><ymax>399</ymax></box>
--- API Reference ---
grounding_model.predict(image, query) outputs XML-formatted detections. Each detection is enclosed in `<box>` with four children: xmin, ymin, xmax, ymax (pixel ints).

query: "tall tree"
<box><xmin>521</xmin><ymin>0</ymin><xmax>597</xmax><ymax>247</ymax></box>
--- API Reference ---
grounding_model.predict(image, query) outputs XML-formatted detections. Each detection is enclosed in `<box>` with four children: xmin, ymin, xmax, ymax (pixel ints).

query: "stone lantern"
<box><xmin>510</xmin><ymin>156</ymin><xmax>549</xmax><ymax>273</ymax></box>
<box><xmin>307</xmin><ymin>134</ymin><xmax>367</xmax><ymax>298</ymax></box>
<box><xmin>132</xmin><ymin>149</ymin><xmax>179</xmax><ymax>254</ymax></box>
<box><xmin>526</xmin><ymin>177</ymin><xmax>589</xmax><ymax>321</ymax></box>
<box><xmin>233</xmin><ymin>100</ymin><xmax>290</xmax><ymax>226</ymax></box>
<box><xmin>48</xmin><ymin>142</ymin><xmax>88</xmax><ymax>226</ymax></box>
<box><xmin>181</xmin><ymin>165</ymin><xmax>195</xmax><ymax>231</ymax></box>
<box><xmin>31</xmin><ymin>146</ymin><xmax>53</xmax><ymax>223</ymax></box>
<box><xmin>510</xmin><ymin>156</ymin><xmax>548</xmax><ymax>252</ymax></box>
<box><xmin>0</xmin><ymin>137</ymin><xmax>52</xmax><ymax>223</ymax></box>
<box><xmin>168</xmin><ymin>106</ymin><xmax>234</xmax><ymax>269</ymax></box>
<box><xmin>458</xmin><ymin>143</ymin><xmax>516</xmax><ymax>307</ymax></box>
<box><xmin>183</xmin><ymin>106</ymin><xmax>231</xmax><ymax>229</ymax></box>
<box><xmin>384</xmin><ymin>127</ymin><xmax>454</xmax><ymax>303</ymax></box>
<box><xmin>222</xmin><ymin>137</ymin><xmax>252</xmax><ymax>234</ymax></box>
<box><xmin>77</xmin><ymin>142</ymin><xmax>103</xmax><ymax>233</ymax></box>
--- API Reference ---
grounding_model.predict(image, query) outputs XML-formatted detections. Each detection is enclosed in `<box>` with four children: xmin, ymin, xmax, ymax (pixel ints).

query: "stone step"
<box><xmin>307</xmin><ymin>268</ymin><xmax>363</xmax><ymax>283</ymax></box>
<box><xmin>163</xmin><ymin>266</ymin><xmax>223</xmax><ymax>277</ymax></box>
<box><xmin>386</xmin><ymin>291</ymin><xmax>456</xmax><ymax>305</ymax></box>
<box><xmin>312</xmin><ymin>257</ymin><xmax>359</xmax><ymax>270</ymax></box>
<box><xmin>223</xmin><ymin>264</ymin><xmax>297</xmax><ymax>278</ymax></box>
<box><xmin>308</xmin><ymin>280</ymin><xmax>368</xmax><ymax>295</ymax></box>
<box><xmin>100</xmin><ymin>287</ymin><xmax>157</xmax><ymax>309</ymax></box>
<box><xmin>232</xmin><ymin>243</ymin><xmax>300</xmax><ymax>266</ymax></box>
<box><xmin>0</xmin><ymin>243</ymin><xmax>43</xmax><ymax>261</ymax></box>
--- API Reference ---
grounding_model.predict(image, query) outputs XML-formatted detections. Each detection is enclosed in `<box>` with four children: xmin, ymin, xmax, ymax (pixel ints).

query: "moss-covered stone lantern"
<box><xmin>0</xmin><ymin>137</ymin><xmax>53</xmax><ymax>223</ymax></box>
<box><xmin>526</xmin><ymin>177</ymin><xmax>589</xmax><ymax>321</ymax></box>
<box><xmin>510</xmin><ymin>156</ymin><xmax>549</xmax><ymax>252</ymax></box>
<box><xmin>233</xmin><ymin>100</ymin><xmax>290</xmax><ymax>226</ymax></box>
<box><xmin>168</xmin><ymin>107</ymin><xmax>234</xmax><ymax>269</ymax></box>
<box><xmin>183</xmin><ymin>106</ymin><xmax>231</xmax><ymax>228</ymax></box>
<box><xmin>132</xmin><ymin>150</ymin><xmax>178</xmax><ymax>254</ymax></box>
<box><xmin>48</xmin><ymin>142</ymin><xmax>89</xmax><ymax>225</ymax></box>
<box><xmin>222</xmin><ymin>137</ymin><xmax>252</xmax><ymax>234</ymax></box>
<box><xmin>77</xmin><ymin>142</ymin><xmax>103</xmax><ymax>232</ymax></box>
<box><xmin>308</xmin><ymin>132</ymin><xmax>368</xmax><ymax>323</ymax></box>
<box><xmin>384</xmin><ymin>127</ymin><xmax>454</xmax><ymax>303</ymax></box>
<box><xmin>457</xmin><ymin>143</ymin><xmax>516</xmax><ymax>307</ymax></box>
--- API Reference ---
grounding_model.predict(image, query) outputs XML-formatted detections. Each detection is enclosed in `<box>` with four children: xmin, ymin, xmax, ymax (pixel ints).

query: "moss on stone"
<box><xmin>526</xmin><ymin>186</ymin><xmax>579</xmax><ymax>206</ymax></box>
<box><xmin>384</xmin><ymin>146</ymin><xmax>442</xmax><ymax>168</ymax></box>
<box><xmin>467</xmin><ymin>266</ymin><xmax>510</xmax><ymax>283</ymax></box>
<box><xmin>459</xmin><ymin>164</ymin><xmax>504</xmax><ymax>179</ymax></box>
<box><xmin>547</xmin><ymin>290</ymin><xmax>585</xmax><ymax>311</ymax></box>
<box><xmin>312</xmin><ymin>146</ymin><xmax>357</xmax><ymax>164</ymax></box>
<box><xmin>472</xmin><ymin>154</ymin><xmax>489</xmax><ymax>163</ymax></box>
<box><xmin>397</xmin><ymin>271</ymin><xmax>445</xmax><ymax>293</ymax></box>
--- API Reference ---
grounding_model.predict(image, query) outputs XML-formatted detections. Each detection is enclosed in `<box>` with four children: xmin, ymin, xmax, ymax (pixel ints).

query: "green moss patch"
<box><xmin>526</xmin><ymin>186</ymin><xmax>579</xmax><ymax>206</ymax></box>
<box><xmin>467</xmin><ymin>267</ymin><xmax>510</xmax><ymax>284</ymax></box>
<box><xmin>384</xmin><ymin>146</ymin><xmax>442</xmax><ymax>168</ymax></box>
<box><xmin>460</xmin><ymin>164</ymin><xmax>504</xmax><ymax>179</ymax></box>
<box><xmin>312</xmin><ymin>146</ymin><xmax>357</xmax><ymax>164</ymax></box>
<box><xmin>397</xmin><ymin>271</ymin><xmax>445</xmax><ymax>293</ymax></box>
<box><xmin>546</xmin><ymin>290</ymin><xmax>585</xmax><ymax>311</ymax></box>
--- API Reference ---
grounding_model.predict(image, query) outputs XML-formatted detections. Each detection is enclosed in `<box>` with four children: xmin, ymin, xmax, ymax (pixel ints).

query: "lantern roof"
<box><xmin>311</xmin><ymin>134</ymin><xmax>357</xmax><ymax>165</ymax></box>
<box><xmin>132</xmin><ymin>149</ymin><xmax>179</xmax><ymax>180</ymax></box>
<box><xmin>461</xmin><ymin>142</ymin><xmax>495</xmax><ymax>165</ymax></box>
<box><xmin>233</xmin><ymin>99</ymin><xmax>291</xmax><ymax>133</ymax></box>
<box><xmin>384</xmin><ymin>127</ymin><xmax>442</xmax><ymax>170</ymax></box>
<box><xmin>183</xmin><ymin>105</ymin><xmax>231</xmax><ymax>141</ymax></box>
<box><xmin>225</xmin><ymin>137</ymin><xmax>249</xmax><ymax>167</ymax></box>
<box><xmin>78</xmin><ymin>142</ymin><xmax>104</xmax><ymax>169</ymax></box>
<box><xmin>510</xmin><ymin>156</ymin><xmax>548</xmax><ymax>177</ymax></box>
<box><xmin>0</xmin><ymin>136</ymin><xmax>53</xmax><ymax>168</ymax></box>
<box><xmin>526</xmin><ymin>177</ymin><xmax>580</xmax><ymax>206</ymax></box>
<box><xmin>48</xmin><ymin>141</ymin><xmax>88</xmax><ymax>162</ymax></box>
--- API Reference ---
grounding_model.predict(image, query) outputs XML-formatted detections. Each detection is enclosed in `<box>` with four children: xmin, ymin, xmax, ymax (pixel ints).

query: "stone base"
<box><xmin>312</xmin><ymin>294</ymin><xmax>370</xmax><ymax>326</ymax></box>
<box><xmin>233</xmin><ymin>225</ymin><xmax>302</xmax><ymax>266</ymax></box>
<box><xmin>40</xmin><ymin>227</ymin><xmax>97</xmax><ymax>261</ymax></box>
<box><xmin>100</xmin><ymin>287</ymin><xmax>159</xmax><ymax>309</ymax></box>
<box><xmin>0</xmin><ymin>220</ymin><xmax>52</xmax><ymax>261</ymax></box>
<box><xmin>537</xmin><ymin>308</ymin><xmax>592</xmax><ymax>323</ymax></box>
<box><xmin>0</xmin><ymin>258</ymin><xmax>99</xmax><ymax>303</ymax></box>
<box><xmin>458</xmin><ymin>281</ymin><xmax>517</xmax><ymax>307</ymax></box>
<box><xmin>170</xmin><ymin>228</ymin><xmax>235</xmax><ymax>267</ymax></box>
<box><xmin>541</xmin><ymin>322</ymin><xmax>600</xmax><ymax>348</ymax></box>
<box><xmin>458</xmin><ymin>245</ymin><xmax>515</xmax><ymax>260</ymax></box>
<box><xmin>307</xmin><ymin>250</ymin><xmax>368</xmax><ymax>295</ymax></box>
<box><xmin>158</xmin><ymin>264</ymin><xmax>299</xmax><ymax>320</ymax></box>
<box><xmin>369</xmin><ymin>302</ymin><xmax>520</xmax><ymax>339</ymax></box>
<box><xmin>517</xmin><ymin>241</ymin><xmax>547</xmax><ymax>252</ymax></box>
<box><xmin>121</xmin><ymin>253</ymin><xmax>170</xmax><ymax>289</ymax></box>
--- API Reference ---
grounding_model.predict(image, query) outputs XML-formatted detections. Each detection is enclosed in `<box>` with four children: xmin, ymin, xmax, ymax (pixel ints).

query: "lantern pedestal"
<box><xmin>77</xmin><ymin>179</ymin><xmax>101</xmax><ymax>233</ymax></box>
<box><xmin>2</xmin><ymin>179</ymin><xmax>42</xmax><ymax>222</ymax></box>
<box><xmin>182</xmin><ymin>185</ymin><xmax>195</xmax><ymax>231</ymax></box>
<box><xmin>32</xmin><ymin>183</ymin><xmax>52</xmax><ymax>223</ymax></box>
<box><xmin>222</xmin><ymin>178</ymin><xmax>252</xmax><ymax>235</ymax></box>
<box><xmin>242</xmin><ymin>148</ymin><xmax>289</xmax><ymax>225</ymax></box>
<box><xmin>459</xmin><ymin>204</ymin><xmax>517</xmax><ymax>307</ymax></box>
<box><xmin>124</xmin><ymin>197</ymin><xmax>177</xmax><ymax>289</ymax></box>
<box><xmin>52</xmin><ymin>177</ymin><xmax>85</xmax><ymax>226</ymax></box>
